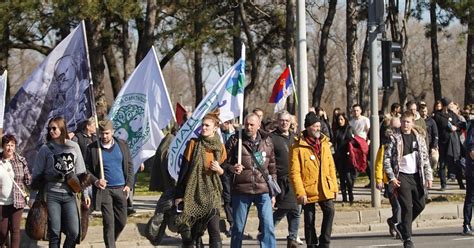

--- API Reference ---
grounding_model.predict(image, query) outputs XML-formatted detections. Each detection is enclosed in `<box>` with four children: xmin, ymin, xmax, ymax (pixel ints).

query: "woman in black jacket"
<box><xmin>332</xmin><ymin>112</ymin><xmax>356</xmax><ymax>204</ymax></box>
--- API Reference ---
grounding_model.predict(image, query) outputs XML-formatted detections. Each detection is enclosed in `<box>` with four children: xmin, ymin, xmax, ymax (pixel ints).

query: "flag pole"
<box><xmin>238</xmin><ymin>44</ymin><xmax>246</xmax><ymax>165</ymax></box>
<box><xmin>151</xmin><ymin>46</ymin><xmax>177</xmax><ymax>123</ymax></box>
<box><xmin>0</xmin><ymin>70</ymin><xmax>7</xmax><ymax>137</ymax></box>
<box><xmin>288</xmin><ymin>65</ymin><xmax>298</xmax><ymax>106</ymax></box>
<box><xmin>82</xmin><ymin>20</ymin><xmax>105</xmax><ymax>179</ymax></box>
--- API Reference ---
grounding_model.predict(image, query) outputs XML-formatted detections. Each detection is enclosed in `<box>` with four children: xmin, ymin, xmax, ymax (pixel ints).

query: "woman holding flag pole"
<box><xmin>174</xmin><ymin>109</ymin><xmax>227</xmax><ymax>248</ymax></box>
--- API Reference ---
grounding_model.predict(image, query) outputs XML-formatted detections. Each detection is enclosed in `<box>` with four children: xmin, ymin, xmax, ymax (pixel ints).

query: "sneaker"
<box><xmin>296</xmin><ymin>236</ymin><xmax>304</xmax><ymax>245</ymax></box>
<box><xmin>403</xmin><ymin>239</ymin><xmax>414</xmax><ymax>248</ymax></box>
<box><xmin>462</xmin><ymin>225</ymin><xmax>474</xmax><ymax>236</ymax></box>
<box><xmin>393</xmin><ymin>223</ymin><xmax>403</xmax><ymax>241</ymax></box>
<box><xmin>386</xmin><ymin>218</ymin><xmax>396</xmax><ymax>237</ymax></box>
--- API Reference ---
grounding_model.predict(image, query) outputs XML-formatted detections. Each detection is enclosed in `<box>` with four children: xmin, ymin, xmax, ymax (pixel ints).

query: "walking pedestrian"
<box><xmin>0</xmin><ymin>134</ymin><xmax>32</xmax><ymax>248</ymax></box>
<box><xmin>225</xmin><ymin>113</ymin><xmax>277</xmax><ymax>248</ymax></box>
<box><xmin>271</xmin><ymin>110</ymin><xmax>301</xmax><ymax>248</ymax></box>
<box><xmin>174</xmin><ymin>110</ymin><xmax>227</xmax><ymax>248</ymax></box>
<box><xmin>383</xmin><ymin>111</ymin><xmax>433</xmax><ymax>248</ymax></box>
<box><xmin>290</xmin><ymin>112</ymin><xmax>338</xmax><ymax>248</ymax></box>
<box><xmin>86</xmin><ymin>119</ymin><xmax>133</xmax><ymax>248</ymax></box>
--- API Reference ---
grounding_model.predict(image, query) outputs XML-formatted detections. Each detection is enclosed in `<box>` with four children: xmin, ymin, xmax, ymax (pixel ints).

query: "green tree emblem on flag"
<box><xmin>110</xmin><ymin>93</ymin><xmax>150</xmax><ymax>158</ymax></box>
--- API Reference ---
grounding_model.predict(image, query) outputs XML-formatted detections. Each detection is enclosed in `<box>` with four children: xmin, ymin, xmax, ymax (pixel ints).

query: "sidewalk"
<box><xmin>23</xmin><ymin>181</ymin><xmax>467</xmax><ymax>247</ymax></box>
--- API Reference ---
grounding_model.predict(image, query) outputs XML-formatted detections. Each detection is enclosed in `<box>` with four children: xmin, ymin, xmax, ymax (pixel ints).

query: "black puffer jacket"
<box><xmin>224</xmin><ymin>130</ymin><xmax>276</xmax><ymax>195</ymax></box>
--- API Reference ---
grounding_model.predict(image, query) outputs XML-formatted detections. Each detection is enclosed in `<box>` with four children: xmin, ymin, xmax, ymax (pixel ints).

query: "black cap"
<box><xmin>304</xmin><ymin>112</ymin><xmax>321</xmax><ymax>128</ymax></box>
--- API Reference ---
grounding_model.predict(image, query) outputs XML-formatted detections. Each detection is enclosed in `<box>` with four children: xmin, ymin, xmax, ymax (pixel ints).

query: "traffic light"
<box><xmin>381</xmin><ymin>40</ymin><xmax>402</xmax><ymax>89</ymax></box>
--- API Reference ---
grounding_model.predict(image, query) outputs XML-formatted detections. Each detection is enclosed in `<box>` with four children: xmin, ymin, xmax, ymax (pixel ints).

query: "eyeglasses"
<box><xmin>48</xmin><ymin>126</ymin><xmax>58</xmax><ymax>131</ymax></box>
<box><xmin>279</xmin><ymin>119</ymin><xmax>291</xmax><ymax>122</ymax></box>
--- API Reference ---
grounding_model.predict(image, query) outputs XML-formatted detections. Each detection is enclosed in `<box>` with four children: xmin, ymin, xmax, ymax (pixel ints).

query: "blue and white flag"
<box><xmin>168</xmin><ymin>47</ymin><xmax>246</xmax><ymax>181</ymax></box>
<box><xmin>0</xmin><ymin>70</ymin><xmax>7</xmax><ymax>129</ymax></box>
<box><xmin>3</xmin><ymin>21</ymin><xmax>92</xmax><ymax>164</ymax></box>
<box><xmin>109</xmin><ymin>46</ymin><xmax>175</xmax><ymax>173</ymax></box>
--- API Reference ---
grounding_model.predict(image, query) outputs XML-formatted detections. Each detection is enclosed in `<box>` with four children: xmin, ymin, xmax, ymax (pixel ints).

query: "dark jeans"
<box><xmin>47</xmin><ymin>191</ymin><xmax>80</xmax><ymax>248</ymax></box>
<box><xmin>181</xmin><ymin>214</ymin><xmax>221</xmax><ymax>247</ymax></box>
<box><xmin>273</xmin><ymin>205</ymin><xmax>301</xmax><ymax>241</ymax></box>
<box><xmin>101</xmin><ymin>187</ymin><xmax>128</xmax><ymax>248</ymax></box>
<box><xmin>339</xmin><ymin>169</ymin><xmax>358</xmax><ymax>202</ymax></box>
<box><xmin>397</xmin><ymin>173</ymin><xmax>425</xmax><ymax>240</ymax></box>
<box><xmin>0</xmin><ymin>205</ymin><xmax>23</xmax><ymax>248</ymax></box>
<box><xmin>463</xmin><ymin>175</ymin><xmax>474</xmax><ymax>226</ymax></box>
<box><xmin>303</xmin><ymin>200</ymin><xmax>335</xmax><ymax>248</ymax></box>
<box><xmin>386</xmin><ymin>183</ymin><xmax>401</xmax><ymax>224</ymax></box>
<box><xmin>223</xmin><ymin>201</ymin><xmax>233</xmax><ymax>229</ymax></box>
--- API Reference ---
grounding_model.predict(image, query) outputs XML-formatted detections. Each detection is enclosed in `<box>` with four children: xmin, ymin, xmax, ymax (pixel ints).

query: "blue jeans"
<box><xmin>273</xmin><ymin>205</ymin><xmax>301</xmax><ymax>240</ymax></box>
<box><xmin>231</xmin><ymin>193</ymin><xmax>275</xmax><ymax>248</ymax></box>
<box><xmin>47</xmin><ymin>191</ymin><xmax>79</xmax><ymax>248</ymax></box>
<box><xmin>464</xmin><ymin>175</ymin><xmax>474</xmax><ymax>226</ymax></box>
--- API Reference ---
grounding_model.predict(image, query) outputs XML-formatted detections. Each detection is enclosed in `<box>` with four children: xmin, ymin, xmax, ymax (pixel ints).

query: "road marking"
<box><xmin>452</xmin><ymin>237</ymin><xmax>474</xmax><ymax>241</ymax></box>
<box><xmin>368</xmin><ymin>244</ymin><xmax>402</xmax><ymax>247</ymax></box>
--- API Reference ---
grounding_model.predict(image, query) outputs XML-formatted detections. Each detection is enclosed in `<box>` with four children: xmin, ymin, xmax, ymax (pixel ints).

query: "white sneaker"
<box><xmin>296</xmin><ymin>236</ymin><xmax>304</xmax><ymax>245</ymax></box>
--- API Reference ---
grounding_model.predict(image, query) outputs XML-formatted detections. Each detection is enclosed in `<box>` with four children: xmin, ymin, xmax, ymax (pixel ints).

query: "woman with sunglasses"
<box><xmin>31</xmin><ymin>117</ymin><xmax>90</xmax><ymax>247</ymax></box>
<box><xmin>0</xmin><ymin>134</ymin><xmax>31</xmax><ymax>248</ymax></box>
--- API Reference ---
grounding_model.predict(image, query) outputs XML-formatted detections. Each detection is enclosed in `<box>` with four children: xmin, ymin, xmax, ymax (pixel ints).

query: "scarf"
<box><xmin>178</xmin><ymin>133</ymin><xmax>223</xmax><ymax>233</ymax></box>
<box><xmin>304</xmin><ymin>131</ymin><xmax>321</xmax><ymax>158</ymax></box>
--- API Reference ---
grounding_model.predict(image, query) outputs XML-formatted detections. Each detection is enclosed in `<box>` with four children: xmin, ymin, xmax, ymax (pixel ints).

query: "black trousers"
<box><xmin>397</xmin><ymin>173</ymin><xmax>425</xmax><ymax>240</ymax></box>
<box><xmin>101</xmin><ymin>187</ymin><xmax>128</xmax><ymax>248</ymax></box>
<box><xmin>303</xmin><ymin>200</ymin><xmax>335</xmax><ymax>248</ymax></box>
<box><xmin>181</xmin><ymin>213</ymin><xmax>221</xmax><ymax>247</ymax></box>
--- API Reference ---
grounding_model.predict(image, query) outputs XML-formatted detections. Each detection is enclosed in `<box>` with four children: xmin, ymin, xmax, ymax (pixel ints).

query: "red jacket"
<box><xmin>348</xmin><ymin>135</ymin><xmax>369</xmax><ymax>173</ymax></box>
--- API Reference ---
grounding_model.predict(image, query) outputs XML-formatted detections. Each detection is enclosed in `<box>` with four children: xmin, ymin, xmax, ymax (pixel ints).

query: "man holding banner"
<box><xmin>86</xmin><ymin>119</ymin><xmax>133</xmax><ymax>248</ymax></box>
<box><xmin>225</xmin><ymin>113</ymin><xmax>277</xmax><ymax>248</ymax></box>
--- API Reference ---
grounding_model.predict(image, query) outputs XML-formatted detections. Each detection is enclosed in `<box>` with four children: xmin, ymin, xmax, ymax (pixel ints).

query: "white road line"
<box><xmin>368</xmin><ymin>243</ymin><xmax>402</xmax><ymax>247</ymax></box>
<box><xmin>452</xmin><ymin>237</ymin><xmax>474</xmax><ymax>241</ymax></box>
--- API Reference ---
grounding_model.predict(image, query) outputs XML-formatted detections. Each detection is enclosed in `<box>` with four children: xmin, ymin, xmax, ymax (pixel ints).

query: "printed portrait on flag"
<box><xmin>3</xmin><ymin>22</ymin><xmax>92</xmax><ymax>164</ymax></box>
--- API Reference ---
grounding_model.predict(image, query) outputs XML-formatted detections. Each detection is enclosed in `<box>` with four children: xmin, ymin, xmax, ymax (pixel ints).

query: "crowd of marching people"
<box><xmin>0</xmin><ymin>97</ymin><xmax>472</xmax><ymax>248</ymax></box>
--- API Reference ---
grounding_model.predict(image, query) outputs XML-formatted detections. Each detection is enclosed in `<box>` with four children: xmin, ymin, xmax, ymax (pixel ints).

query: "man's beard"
<box><xmin>314</xmin><ymin>131</ymin><xmax>321</xmax><ymax>138</ymax></box>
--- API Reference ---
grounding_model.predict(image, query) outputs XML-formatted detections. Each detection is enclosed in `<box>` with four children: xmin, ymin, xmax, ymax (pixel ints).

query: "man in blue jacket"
<box><xmin>463</xmin><ymin>120</ymin><xmax>474</xmax><ymax>235</ymax></box>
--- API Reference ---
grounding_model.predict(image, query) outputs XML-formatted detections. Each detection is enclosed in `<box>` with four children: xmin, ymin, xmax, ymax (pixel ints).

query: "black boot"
<box><xmin>194</xmin><ymin>237</ymin><xmax>204</xmax><ymax>248</ymax></box>
<box><xmin>287</xmin><ymin>238</ymin><xmax>298</xmax><ymax>248</ymax></box>
<box><xmin>210</xmin><ymin>241</ymin><xmax>223</xmax><ymax>248</ymax></box>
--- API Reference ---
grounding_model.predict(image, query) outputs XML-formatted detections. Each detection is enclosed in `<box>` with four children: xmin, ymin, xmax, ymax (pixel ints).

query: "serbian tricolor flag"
<box><xmin>269</xmin><ymin>66</ymin><xmax>294</xmax><ymax>112</ymax></box>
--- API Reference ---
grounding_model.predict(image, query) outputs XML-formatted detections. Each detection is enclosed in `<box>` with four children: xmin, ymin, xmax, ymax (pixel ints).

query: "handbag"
<box><xmin>25</xmin><ymin>190</ymin><xmax>48</xmax><ymax>241</ymax></box>
<box><xmin>244</xmin><ymin>144</ymin><xmax>281</xmax><ymax>196</ymax></box>
<box><xmin>65</xmin><ymin>171</ymin><xmax>82</xmax><ymax>193</ymax></box>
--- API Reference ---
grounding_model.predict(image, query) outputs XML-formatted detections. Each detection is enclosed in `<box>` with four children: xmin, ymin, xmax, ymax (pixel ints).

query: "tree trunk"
<box><xmin>430</xmin><ymin>0</ymin><xmax>442</xmax><ymax>101</ymax></box>
<box><xmin>0</xmin><ymin>17</ymin><xmax>9</xmax><ymax>101</ymax></box>
<box><xmin>233</xmin><ymin>5</ymin><xmax>242</xmax><ymax>63</ymax></box>
<box><xmin>121</xmin><ymin>21</ymin><xmax>131</xmax><ymax>82</ymax></box>
<box><xmin>194</xmin><ymin>47</ymin><xmax>203</xmax><ymax>107</ymax></box>
<box><xmin>104</xmin><ymin>44</ymin><xmax>122</xmax><ymax>98</ymax></box>
<box><xmin>465</xmin><ymin>23</ymin><xmax>474</xmax><ymax>106</ymax></box>
<box><xmin>136</xmin><ymin>0</ymin><xmax>157</xmax><ymax>66</ymax></box>
<box><xmin>312</xmin><ymin>0</ymin><xmax>337</xmax><ymax>108</ymax></box>
<box><xmin>346</xmin><ymin>0</ymin><xmax>359</xmax><ymax>113</ymax></box>
<box><xmin>239</xmin><ymin>1</ymin><xmax>258</xmax><ymax>101</ymax></box>
<box><xmin>285</xmin><ymin>0</ymin><xmax>296</xmax><ymax>114</ymax></box>
<box><xmin>359</xmin><ymin>27</ymin><xmax>370</xmax><ymax>112</ymax></box>
<box><xmin>85</xmin><ymin>20</ymin><xmax>107</xmax><ymax>109</ymax></box>
<box><xmin>194</xmin><ymin>17</ymin><xmax>204</xmax><ymax>107</ymax></box>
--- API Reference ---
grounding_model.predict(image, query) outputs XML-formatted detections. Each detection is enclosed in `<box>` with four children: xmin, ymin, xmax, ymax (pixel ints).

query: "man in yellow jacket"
<box><xmin>289</xmin><ymin>112</ymin><xmax>338</xmax><ymax>248</ymax></box>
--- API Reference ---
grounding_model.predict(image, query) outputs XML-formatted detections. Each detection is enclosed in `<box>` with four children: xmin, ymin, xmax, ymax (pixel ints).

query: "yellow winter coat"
<box><xmin>375</xmin><ymin>145</ymin><xmax>389</xmax><ymax>184</ymax></box>
<box><xmin>289</xmin><ymin>133</ymin><xmax>338</xmax><ymax>203</ymax></box>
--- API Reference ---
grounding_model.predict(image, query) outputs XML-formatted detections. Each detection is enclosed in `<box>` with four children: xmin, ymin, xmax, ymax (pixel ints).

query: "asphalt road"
<box><xmin>176</xmin><ymin>225</ymin><xmax>472</xmax><ymax>248</ymax></box>
<box><xmin>331</xmin><ymin>225</ymin><xmax>472</xmax><ymax>248</ymax></box>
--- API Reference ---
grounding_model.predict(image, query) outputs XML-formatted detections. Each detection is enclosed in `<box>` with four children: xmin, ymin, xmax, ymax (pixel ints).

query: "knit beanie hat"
<box><xmin>304</xmin><ymin>111</ymin><xmax>321</xmax><ymax>128</ymax></box>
